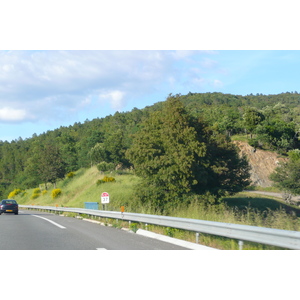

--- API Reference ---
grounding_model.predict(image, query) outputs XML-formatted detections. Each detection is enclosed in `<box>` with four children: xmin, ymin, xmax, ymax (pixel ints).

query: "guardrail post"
<box><xmin>238</xmin><ymin>240</ymin><xmax>244</xmax><ymax>250</ymax></box>
<box><xmin>196</xmin><ymin>232</ymin><xmax>200</xmax><ymax>244</ymax></box>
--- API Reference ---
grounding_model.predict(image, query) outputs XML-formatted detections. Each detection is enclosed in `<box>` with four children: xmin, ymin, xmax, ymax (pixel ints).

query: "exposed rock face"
<box><xmin>233</xmin><ymin>141</ymin><xmax>287</xmax><ymax>187</ymax></box>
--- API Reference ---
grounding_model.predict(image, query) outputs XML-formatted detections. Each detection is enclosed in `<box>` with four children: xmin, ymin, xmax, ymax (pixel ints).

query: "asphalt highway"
<box><xmin>0</xmin><ymin>210</ymin><xmax>188</xmax><ymax>250</ymax></box>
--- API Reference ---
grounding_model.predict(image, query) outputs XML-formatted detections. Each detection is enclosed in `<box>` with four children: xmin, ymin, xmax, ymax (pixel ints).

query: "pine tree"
<box><xmin>38</xmin><ymin>143</ymin><xmax>66</xmax><ymax>188</ymax></box>
<box><xmin>126</xmin><ymin>95</ymin><xmax>250</xmax><ymax>211</ymax></box>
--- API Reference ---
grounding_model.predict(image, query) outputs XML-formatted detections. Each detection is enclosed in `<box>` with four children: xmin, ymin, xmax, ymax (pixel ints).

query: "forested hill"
<box><xmin>181</xmin><ymin>91</ymin><xmax>300</xmax><ymax>109</ymax></box>
<box><xmin>1</xmin><ymin>91</ymin><xmax>300</xmax><ymax>198</ymax></box>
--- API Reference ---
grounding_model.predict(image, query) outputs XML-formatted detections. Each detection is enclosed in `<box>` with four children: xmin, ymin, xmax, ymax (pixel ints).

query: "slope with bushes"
<box><xmin>14</xmin><ymin>167</ymin><xmax>143</xmax><ymax>212</ymax></box>
<box><xmin>12</xmin><ymin>164</ymin><xmax>300</xmax><ymax>245</ymax></box>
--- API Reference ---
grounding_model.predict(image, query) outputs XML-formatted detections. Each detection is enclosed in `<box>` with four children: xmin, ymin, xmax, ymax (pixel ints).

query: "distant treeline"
<box><xmin>1</xmin><ymin>91</ymin><xmax>299</xmax><ymax>199</ymax></box>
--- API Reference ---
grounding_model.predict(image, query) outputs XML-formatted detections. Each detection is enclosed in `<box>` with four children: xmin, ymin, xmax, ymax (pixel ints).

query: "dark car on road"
<box><xmin>0</xmin><ymin>199</ymin><xmax>19</xmax><ymax>215</ymax></box>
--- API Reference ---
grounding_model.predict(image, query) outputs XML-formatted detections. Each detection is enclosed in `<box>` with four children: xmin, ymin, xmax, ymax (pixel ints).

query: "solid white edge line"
<box><xmin>136</xmin><ymin>229</ymin><xmax>218</xmax><ymax>250</ymax></box>
<box><xmin>31</xmin><ymin>215</ymin><xmax>66</xmax><ymax>229</ymax></box>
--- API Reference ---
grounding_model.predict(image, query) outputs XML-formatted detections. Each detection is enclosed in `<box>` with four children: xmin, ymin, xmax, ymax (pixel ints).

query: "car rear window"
<box><xmin>2</xmin><ymin>200</ymin><xmax>17</xmax><ymax>204</ymax></box>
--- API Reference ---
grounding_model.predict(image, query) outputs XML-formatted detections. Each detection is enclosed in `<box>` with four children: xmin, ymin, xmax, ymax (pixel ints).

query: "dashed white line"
<box><xmin>31</xmin><ymin>215</ymin><xmax>66</xmax><ymax>229</ymax></box>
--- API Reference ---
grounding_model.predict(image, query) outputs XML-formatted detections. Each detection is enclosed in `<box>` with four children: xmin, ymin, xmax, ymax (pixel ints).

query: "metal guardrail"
<box><xmin>20</xmin><ymin>205</ymin><xmax>300</xmax><ymax>249</ymax></box>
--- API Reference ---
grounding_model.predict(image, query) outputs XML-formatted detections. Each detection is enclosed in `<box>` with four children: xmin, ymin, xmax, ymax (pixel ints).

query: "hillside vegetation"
<box><xmin>2</xmin><ymin>91</ymin><xmax>300</xmax><ymax>213</ymax></box>
<box><xmin>13</xmin><ymin>166</ymin><xmax>300</xmax><ymax>238</ymax></box>
<box><xmin>15</xmin><ymin>167</ymin><xmax>144</xmax><ymax>212</ymax></box>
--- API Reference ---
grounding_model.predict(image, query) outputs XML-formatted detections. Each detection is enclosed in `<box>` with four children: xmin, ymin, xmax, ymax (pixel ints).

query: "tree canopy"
<box><xmin>0</xmin><ymin>91</ymin><xmax>299</xmax><ymax>203</ymax></box>
<box><xmin>270</xmin><ymin>149</ymin><xmax>300</xmax><ymax>196</ymax></box>
<box><xmin>126</xmin><ymin>95</ymin><xmax>250</xmax><ymax>211</ymax></box>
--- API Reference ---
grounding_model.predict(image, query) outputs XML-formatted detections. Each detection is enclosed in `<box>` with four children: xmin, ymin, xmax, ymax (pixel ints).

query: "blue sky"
<box><xmin>1</xmin><ymin>0</ymin><xmax>299</xmax><ymax>142</ymax></box>
<box><xmin>0</xmin><ymin>50</ymin><xmax>300</xmax><ymax>141</ymax></box>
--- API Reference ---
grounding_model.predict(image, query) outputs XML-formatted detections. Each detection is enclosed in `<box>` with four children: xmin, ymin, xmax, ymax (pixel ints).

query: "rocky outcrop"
<box><xmin>233</xmin><ymin>141</ymin><xmax>287</xmax><ymax>187</ymax></box>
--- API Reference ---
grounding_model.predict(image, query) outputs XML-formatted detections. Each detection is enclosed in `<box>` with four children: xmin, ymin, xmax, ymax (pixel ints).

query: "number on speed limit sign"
<box><xmin>101</xmin><ymin>192</ymin><xmax>110</xmax><ymax>204</ymax></box>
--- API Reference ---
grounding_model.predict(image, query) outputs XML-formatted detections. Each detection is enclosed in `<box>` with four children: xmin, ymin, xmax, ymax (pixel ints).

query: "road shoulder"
<box><xmin>136</xmin><ymin>229</ymin><xmax>218</xmax><ymax>250</ymax></box>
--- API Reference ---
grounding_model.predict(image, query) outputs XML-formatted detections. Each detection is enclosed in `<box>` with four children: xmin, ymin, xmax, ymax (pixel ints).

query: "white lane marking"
<box><xmin>96</xmin><ymin>248</ymin><xmax>107</xmax><ymax>250</ymax></box>
<box><xmin>32</xmin><ymin>215</ymin><xmax>66</xmax><ymax>229</ymax></box>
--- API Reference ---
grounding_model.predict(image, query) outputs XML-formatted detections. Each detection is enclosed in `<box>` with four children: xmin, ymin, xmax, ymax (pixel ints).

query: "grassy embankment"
<box><xmin>13</xmin><ymin>166</ymin><xmax>300</xmax><ymax>250</ymax></box>
<box><xmin>16</xmin><ymin>167</ymin><xmax>143</xmax><ymax>212</ymax></box>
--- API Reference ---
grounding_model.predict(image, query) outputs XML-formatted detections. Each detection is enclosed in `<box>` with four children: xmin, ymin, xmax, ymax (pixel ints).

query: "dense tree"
<box><xmin>127</xmin><ymin>96</ymin><xmax>206</xmax><ymax>193</ymax></box>
<box><xmin>38</xmin><ymin>143</ymin><xmax>66</xmax><ymax>188</ymax></box>
<box><xmin>270</xmin><ymin>149</ymin><xmax>300</xmax><ymax>197</ymax></box>
<box><xmin>202</xmin><ymin>131</ymin><xmax>251</xmax><ymax>197</ymax></box>
<box><xmin>243</xmin><ymin>107</ymin><xmax>265</xmax><ymax>138</ymax></box>
<box><xmin>89</xmin><ymin>143</ymin><xmax>109</xmax><ymax>165</ymax></box>
<box><xmin>126</xmin><ymin>95</ymin><xmax>250</xmax><ymax>211</ymax></box>
<box><xmin>57</xmin><ymin>131</ymin><xmax>79</xmax><ymax>172</ymax></box>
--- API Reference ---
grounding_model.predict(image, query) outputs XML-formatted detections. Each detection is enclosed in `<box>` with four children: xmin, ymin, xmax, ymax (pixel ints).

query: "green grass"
<box><xmin>16</xmin><ymin>166</ymin><xmax>142</xmax><ymax>211</ymax></box>
<box><xmin>13</xmin><ymin>165</ymin><xmax>300</xmax><ymax>250</ymax></box>
<box><xmin>246</xmin><ymin>185</ymin><xmax>282</xmax><ymax>193</ymax></box>
<box><xmin>222</xmin><ymin>192</ymin><xmax>300</xmax><ymax>217</ymax></box>
<box><xmin>15</xmin><ymin>166</ymin><xmax>300</xmax><ymax>228</ymax></box>
<box><xmin>230</xmin><ymin>134</ymin><xmax>249</xmax><ymax>142</ymax></box>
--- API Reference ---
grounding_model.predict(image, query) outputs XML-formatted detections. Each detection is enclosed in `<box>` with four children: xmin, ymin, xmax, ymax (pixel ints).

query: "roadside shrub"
<box><xmin>103</xmin><ymin>176</ymin><xmax>116</xmax><ymax>182</ymax></box>
<box><xmin>8</xmin><ymin>188</ymin><xmax>22</xmax><ymax>199</ymax></box>
<box><xmin>33</xmin><ymin>188</ymin><xmax>41</xmax><ymax>194</ymax></box>
<box><xmin>30</xmin><ymin>193</ymin><xmax>40</xmax><ymax>200</ymax></box>
<box><xmin>30</xmin><ymin>188</ymin><xmax>41</xmax><ymax>200</ymax></box>
<box><xmin>129</xmin><ymin>222</ymin><xmax>138</xmax><ymax>233</ymax></box>
<box><xmin>97</xmin><ymin>162</ymin><xmax>115</xmax><ymax>172</ymax></box>
<box><xmin>165</xmin><ymin>227</ymin><xmax>176</xmax><ymax>237</ymax></box>
<box><xmin>42</xmin><ymin>190</ymin><xmax>48</xmax><ymax>195</ymax></box>
<box><xmin>52</xmin><ymin>188</ymin><xmax>62</xmax><ymax>199</ymax></box>
<box><xmin>96</xmin><ymin>176</ymin><xmax>116</xmax><ymax>186</ymax></box>
<box><xmin>66</xmin><ymin>172</ymin><xmax>75</xmax><ymax>179</ymax></box>
<box><xmin>96</xmin><ymin>179</ymin><xmax>104</xmax><ymax>186</ymax></box>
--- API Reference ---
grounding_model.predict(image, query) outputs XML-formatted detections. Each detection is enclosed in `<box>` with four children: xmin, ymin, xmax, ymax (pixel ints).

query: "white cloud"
<box><xmin>2</xmin><ymin>64</ymin><xmax>14</xmax><ymax>72</ymax></box>
<box><xmin>192</xmin><ymin>77</ymin><xmax>207</xmax><ymax>87</ymax></box>
<box><xmin>201</xmin><ymin>58</ymin><xmax>218</xmax><ymax>69</ymax></box>
<box><xmin>0</xmin><ymin>50</ymin><xmax>222</xmax><ymax>126</ymax></box>
<box><xmin>99</xmin><ymin>90</ymin><xmax>126</xmax><ymax>111</ymax></box>
<box><xmin>213</xmin><ymin>79</ymin><xmax>224</xmax><ymax>88</ymax></box>
<box><xmin>172</xmin><ymin>50</ymin><xmax>197</xmax><ymax>60</ymax></box>
<box><xmin>168</xmin><ymin>76</ymin><xmax>176</xmax><ymax>86</ymax></box>
<box><xmin>0</xmin><ymin>107</ymin><xmax>29</xmax><ymax>122</ymax></box>
<box><xmin>0</xmin><ymin>50</ymin><xmax>168</xmax><ymax>98</ymax></box>
<box><xmin>110</xmin><ymin>91</ymin><xmax>125</xmax><ymax>111</ymax></box>
<box><xmin>190</xmin><ymin>77</ymin><xmax>223</xmax><ymax>89</ymax></box>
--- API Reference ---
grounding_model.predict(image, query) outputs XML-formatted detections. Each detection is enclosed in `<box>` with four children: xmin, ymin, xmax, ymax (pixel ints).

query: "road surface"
<box><xmin>0</xmin><ymin>210</ymin><xmax>189</xmax><ymax>250</ymax></box>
